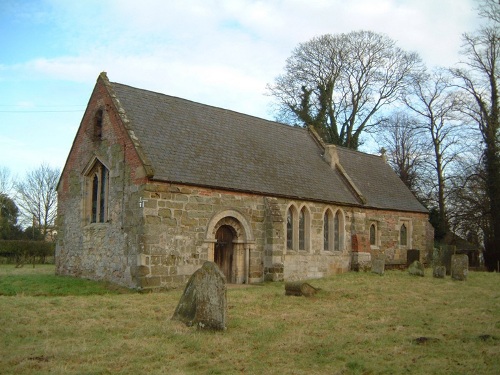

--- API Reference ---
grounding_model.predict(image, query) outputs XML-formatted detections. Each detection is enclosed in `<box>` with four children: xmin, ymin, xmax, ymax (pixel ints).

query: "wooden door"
<box><xmin>215</xmin><ymin>226</ymin><xmax>234</xmax><ymax>282</ymax></box>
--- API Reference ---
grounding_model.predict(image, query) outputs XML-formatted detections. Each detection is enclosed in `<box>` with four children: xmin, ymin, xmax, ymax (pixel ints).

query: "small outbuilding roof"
<box><xmin>105</xmin><ymin>74</ymin><xmax>426</xmax><ymax>213</ymax></box>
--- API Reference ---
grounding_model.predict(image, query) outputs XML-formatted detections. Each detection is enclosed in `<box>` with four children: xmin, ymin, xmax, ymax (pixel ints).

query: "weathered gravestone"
<box><xmin>451</xmin><ymin>254</ymin><xmax>468</xmax><ymax>281</ymax></box>
<box><xmin>433</xmin><ymin>266</ymin><xmax>446</xmax><ymax>278</ymax></box>
<box><xmin>407</xmin><ymin>249</ymin><xmax>421</xmax><ymax>266</ymax></box>
<box><xmin>408</xmin><ymin>260</ymin><xmax>425</xmax><ymax>277</ymax></box>
<box><xmin>371</xmin><ymin>258</ymin><xmax>385</xmax><ymax>276</ymax></box>
<box><xmin>172</xmin><ymin>261</ymin><xmax>227</xmax><ymax>330</ymax></box>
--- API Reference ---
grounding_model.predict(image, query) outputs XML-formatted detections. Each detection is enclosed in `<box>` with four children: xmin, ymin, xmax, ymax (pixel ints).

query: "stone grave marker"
<box><xmin>408</xmin><ymin>260</ymin><xmax>425</xmax><ymax>277</ymax></box>
<box><xmin>371</xmin><ymin>258</ymin><xmax>385</xmax><ymax>276</ymax></box>
<box><xmin>172</xmin><ymin>261</ymin><xmax>227</xmax><ymax>330</ymax></box>
<box><xmin>451</xmin><ymin>254</ymin><xmax>468</xmax><ymax>281</ymax></box>
<box><xmin>433</xmin><ymin>266</ymin><xmax>446</xmax><ymax>278</ymax></box>
<box><xmin>407</xmin><ymin>249</ymin><xmax>420</xmax><ymax>266</ymax></box>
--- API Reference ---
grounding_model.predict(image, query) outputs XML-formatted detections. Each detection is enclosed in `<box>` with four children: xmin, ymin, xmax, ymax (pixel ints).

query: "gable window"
<box><xmin>400</xmin><ymin>223</ymin><xmax>408</xmax><ymax>246</ymax></box>
<box><xmin>93</xmin><ymin>109</ymin><xmax>103</xmax><ymax>141</ymax></box>
<box><xmin>86</xmin><ymin>160</ymin><xmax>109</xmax><ymax>223</ymax></box>
<box><xmin>370</xmin><ymin>223</ymin><xmax>377</xmax><ymax>246</ymax></box>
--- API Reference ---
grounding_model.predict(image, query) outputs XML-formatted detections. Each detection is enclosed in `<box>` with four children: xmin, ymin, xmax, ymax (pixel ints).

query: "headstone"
<box><xmin>171</xmin><ymin>261</ymin><xmax>227</xmax><ymax>330</ymax></box>
<box><xmin>407</xmin><ymin>249</ymin><xmax>420</xmax><ymax>266</ymax></box>
<box><xmin>351</xmin><ymin>252</ymin><xmax>371</xmax><ymax>272</ymax></box>
<box><xmin>451</xmin><ymin>254</ymin><xmax>468</xmax><ymax>281</ymax></box>
<box><xmin>408</xmin><ymin>260</ymin><xmax>425</xmax><ymax>277</ymax></box>
<box><xmin>433</xmin><ymin>266</ymin><xmax>446</xmax><ymax>278</ymax></box>
<box><xmin>371</xmin><ymin>258</ymin><xmax>385</xmax><ymax>276</ymax></box>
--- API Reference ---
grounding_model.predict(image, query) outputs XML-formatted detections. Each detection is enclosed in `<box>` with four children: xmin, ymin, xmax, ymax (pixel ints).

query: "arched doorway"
<box><xmin>215</xmin><ymin>225</ymin><xmax>235</xmax><ymax>282</ymax></box>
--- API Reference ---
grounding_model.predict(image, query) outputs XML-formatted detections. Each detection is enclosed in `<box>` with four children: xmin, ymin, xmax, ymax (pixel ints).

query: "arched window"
<box><xmin>324</xmin><ymin>211</ymin><xmax>330</xmax><ymax>251</ymax></box>
<box><xmin>400</xmin><ymin>224</ymin><xmax>408</xmax><ymax>246</ymax></box>
<box><xmin>299</xmin><ymin>208</ymin><xmax>305</xmax><ymax>250</ymax></box>
<box><xmin>86</xmin><ymin>160</ymin><xmax>109</xmax><ymax>223</ymax></box>
<box><xmin>286</xmin><ymin>208</ymin><xmax>293</xmax><ymax>250</ymax></box>
<box><xmin>334</xmin><ymin>211</ymin><xmax>340</xmax><ymax>251</ymax></box>
<box><xmin>370</xmin><ymin>223</ymin><xmax>376</xmax><ymax>246</ymax></box>
<box><xmin>286</xmin><ymin>205</ymin><xmax>310</xmax><ymax>251</ymax></box>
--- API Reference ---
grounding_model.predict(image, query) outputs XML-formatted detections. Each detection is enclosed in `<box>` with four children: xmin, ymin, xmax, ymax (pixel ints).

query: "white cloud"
<box><xmin>0</xmin><ymin>0</ymin><xmax>483</xmax><ymax>174</ymax></box>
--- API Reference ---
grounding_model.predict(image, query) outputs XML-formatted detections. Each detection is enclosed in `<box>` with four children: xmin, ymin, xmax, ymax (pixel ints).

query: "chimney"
<box><xmin>324</xmin><ymin>144</ymin><xmax>339</xmax><ymax>168</ymax></box>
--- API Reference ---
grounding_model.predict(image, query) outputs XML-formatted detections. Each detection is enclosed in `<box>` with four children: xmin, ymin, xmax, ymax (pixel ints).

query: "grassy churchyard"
<box><xmin>0</xmin><ymin>265</ymin><xmax>499</xmax><ymax>374</ymax></box>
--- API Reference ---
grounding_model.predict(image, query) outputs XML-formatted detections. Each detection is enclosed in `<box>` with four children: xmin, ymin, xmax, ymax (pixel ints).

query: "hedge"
<box><xmin>0</xmin><ymin>240</ymin><xmax>55</xmax><ymax>265</ymax></box>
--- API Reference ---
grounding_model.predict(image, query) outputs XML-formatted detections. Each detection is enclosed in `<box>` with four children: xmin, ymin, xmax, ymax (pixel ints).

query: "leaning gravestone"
<box><xmin>433</xmin><ymin>266</ymin><xmax>446</xmax><ymax>279</ymax></box>
<box><xmin>371</xmin><ymin>258</ymin><xmax>385</xmax><ymax>276</ymax></box>
<box><xmin>171</xmin><ymin>261</ymin><xmax>227</xmax><ymax>330</ymax></box>
<box><xmin>451</xmin><ymin>254</ymin><xmax>468</xmax><ymax>281</ymax></box>
<box><xmin>408</xmin><ymin>260</ymin><xmax>425</xmax><ymax>277</ymax></box>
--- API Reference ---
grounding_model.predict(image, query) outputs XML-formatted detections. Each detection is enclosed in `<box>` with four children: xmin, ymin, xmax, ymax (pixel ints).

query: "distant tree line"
<box><xmin>0</xmin><ymin>164</ymin><xmax>59</xmax><ymax>242</ymax></box>
<box><xmin>268</xmin><ymin>0</ymin><xmax>499</xmax><ymax>270</ymax></box>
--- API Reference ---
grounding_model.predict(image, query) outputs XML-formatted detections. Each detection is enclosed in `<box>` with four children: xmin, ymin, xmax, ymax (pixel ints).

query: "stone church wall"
<box><xmin>56</xmin><ymin>75</ymin><xmax>432</xmax><ymax>291</ymax></box>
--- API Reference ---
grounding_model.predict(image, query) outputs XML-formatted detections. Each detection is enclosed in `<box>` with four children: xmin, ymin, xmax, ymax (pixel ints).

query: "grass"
<box><xmin>0</xmin><ymin>265</ymin><xmax>499</xmax><ymax>374</ymax></box>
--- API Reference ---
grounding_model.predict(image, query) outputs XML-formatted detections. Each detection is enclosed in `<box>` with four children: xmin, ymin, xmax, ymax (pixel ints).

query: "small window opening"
<box><xmin>94</xmin><ymin>109</ymin><xmax>103</xmax><ymax>140</ymax></box>
<box><xmin>370</xmin><ymin>224</ymin><xmax>376</xmax><ymax>246</ymax></box>
<box><xmin>400</xmin><ymin>224</ymin><xmax>408</xmax><ymax>246</ymax></box>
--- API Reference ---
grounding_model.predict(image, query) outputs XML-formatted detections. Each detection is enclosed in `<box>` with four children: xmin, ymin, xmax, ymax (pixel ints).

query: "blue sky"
<box><xmin>0</xmin><ymin>0</ymin><xmax>481</xmax><ymax>179</ymax></box>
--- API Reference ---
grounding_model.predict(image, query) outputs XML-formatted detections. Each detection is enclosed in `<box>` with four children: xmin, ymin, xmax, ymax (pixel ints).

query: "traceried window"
<box><xmin>370</xmin><ymin>223</ymin><xmax>377</xmax><ymax>246</ymax></box>
<box><xmin>400</xmin><ymin>223</ymin><xmax>408</xmax><ymax>246</ymax></box>
<box><xmin>87</xmin><ymin>160</ymin><xmax>109</xmax><ymax>223</ymax></box>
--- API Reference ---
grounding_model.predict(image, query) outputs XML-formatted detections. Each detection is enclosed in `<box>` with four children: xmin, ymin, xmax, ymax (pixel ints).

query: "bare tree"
<box><xmin>403</xmin><ymin>69</ymin><xmax>465</xmax><ymax>239</ymax></box>
<box><xmin>447</xmin><ymin>145</ymin><xmax>488</xmax><ymax>250</ymax></box>
<box><xmin>267</xmin><ymin>31</ymin><xmax>423</xmax><ymax>149</ymax></box>
<box><xmin>377</xmin><ymin>111</ymin><xmax>426</xmax><ymax>196</ymax></box>
<box><xmin>15</xmin><ymin>164</ymin><xmax>60</xmax><ymax>240</ymax></box>
<box><xmin>451</xmin><ymin>1</ymin><xmax>499</xmax><ymax>269</ymax></box>
<box><xmin>478</xmin><ymin>0</ymin><xmax>500</xmax><ymax>24</ymax></box>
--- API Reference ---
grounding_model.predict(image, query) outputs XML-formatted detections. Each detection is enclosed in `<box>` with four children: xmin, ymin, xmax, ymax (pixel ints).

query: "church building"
<box><xmin>56</xmin><ymin>73</ymin><xmax>432</xmax><ymax>290</ymax></box>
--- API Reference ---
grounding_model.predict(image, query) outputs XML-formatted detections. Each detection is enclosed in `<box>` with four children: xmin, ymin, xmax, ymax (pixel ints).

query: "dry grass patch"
<box><xmin>0</xmin><ymin>265</ymin><xmax>499</xmax><ymax>374</ymax></box>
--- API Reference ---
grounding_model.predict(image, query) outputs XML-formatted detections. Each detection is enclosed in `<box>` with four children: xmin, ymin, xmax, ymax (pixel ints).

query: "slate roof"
<box><xmin>108</xmin><ymin>79</ymin><xmax>427</xmax><ymax>213</ymax></box>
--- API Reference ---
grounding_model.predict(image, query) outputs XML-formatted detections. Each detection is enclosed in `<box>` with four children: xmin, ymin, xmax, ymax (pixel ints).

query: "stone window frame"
<box><xmin>333</xmin><ymin>209</ymin><xmax>345</xmax><ymax>252</ymax></box>
<box><xmin>369</xmin><ymin>221</ymin><xmax>379</xmax><ymax>249</ymax></box>
<box><xmin>398</xmin><ymin>218</ymin><xmax>412</xmax><ymax>248</ymax></box>
<box><xmin>323</xmin><ymin>207</ymin><xmax>345</xmax><ymax>253</ymax></box>
<box><xmin>298</xmin><ymin>205</ymin><xmax>311</xmax><ymax>252</ymax></box>
<box><xmin>285</xmin><ymin>203</ymin><xmax>311</xmax><ymax>253</ymax></box>
<box><xmin>83</xmin><ymin>157</ymin><xmax>109</xmax><ymax>224</ymax></box>
<box><xmin>323</xmin><ymin>208</ymin><xmax>333</xmax><ymax>252</ymax></box>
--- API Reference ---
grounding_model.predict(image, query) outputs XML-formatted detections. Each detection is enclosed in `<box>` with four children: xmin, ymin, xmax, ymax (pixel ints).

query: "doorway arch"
<box><xmin>205</xmin><ymin>209</ymin><xmax>255</xmax><ymax>284</ymax></box>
